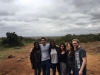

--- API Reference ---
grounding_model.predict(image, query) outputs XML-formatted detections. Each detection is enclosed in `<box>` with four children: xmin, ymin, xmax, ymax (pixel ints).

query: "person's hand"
<box><xmin>79</xmin><ymin>70</ymin><xmax>83</xmax><ymax>75</ymax></box>
<box><xmin>30</xmin><ymin>48</ymin><xmax>33</xmax><ymax>52</ymax></box>
<box><xmin>70</xmin><ymin>70</ymin><xmax>73</xmax><ymax>75</ymax></box>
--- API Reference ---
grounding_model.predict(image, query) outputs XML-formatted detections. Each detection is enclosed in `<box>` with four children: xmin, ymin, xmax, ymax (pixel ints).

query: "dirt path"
<box><xmin>0</xmin><ymin>43</ymin><xmax>100</xmax><ymax>75</ymax></box>
<box><xmin>87</xmin><ymin>53</ymin><xmax>100</xmax><ymax>75</ymax></box>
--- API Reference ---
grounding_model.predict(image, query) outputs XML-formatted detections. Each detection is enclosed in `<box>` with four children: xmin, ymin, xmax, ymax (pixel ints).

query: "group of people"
<box><xmin>30</xmin><ymin>37</ymin><xmax>87</xmax><ymax>75</ymax></box>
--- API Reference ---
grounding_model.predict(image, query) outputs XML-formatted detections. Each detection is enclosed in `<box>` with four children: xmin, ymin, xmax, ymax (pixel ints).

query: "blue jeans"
<box><xmin>34</xmin><ymin>62</ymin><xmax>41</xmax><ymax>75</ymax></box>
<box><xmin>67</xmin><ymin>67</ymin><xmax>75</xmax><ymax>75</ymax></box>
<box><xmin>41</xmin><ymin>59</ymin><xmax>50</xmax><ymax>75</ymax></box>
<box><xmin>75</xmin><ymin>68</ymin><xmax>86</xmax><ymax>75</ymax></box>
<box><xmin>51</xmin><ymin>63</ymin><xmax>60</xmax><ymax>75</ymax></box>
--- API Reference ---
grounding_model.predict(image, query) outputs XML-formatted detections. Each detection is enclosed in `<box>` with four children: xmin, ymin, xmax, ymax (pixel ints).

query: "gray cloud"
<box><xmin>75</xmin><ymin>22</ymin><xmax>88</xmax><ymax>26</ymax></box>
<box><xmin>0</xmin><ymin>0</ymin><xmax>14</xmax><ymax>3</ymax></box>
<box><xmin>0</xmin><ymin>0</ymin><xmax>100</xmax><ymax>37</ymax></box>
<box><xmin>0</xmin><ymin>22</ymin><xmax>5</xmax><ymax>26</ymax></box>
<box><xmin>59</xmin><ymin>27</ymin><xmax>100</xmax><ymax>35</ymax></box>
<box><xmin>90</xmin><ymin>12</ymin><xmax>100</xmax><ymax>20</ymax></box>
<box><xmin>0</xmin><ymin>11</ymin><xmax>15</xmax><ymax>16</ymax></box>
<box><xmin>73</xmin><ymin>0</ymin><xmax>100</xmax><ymax>13</ymax></box>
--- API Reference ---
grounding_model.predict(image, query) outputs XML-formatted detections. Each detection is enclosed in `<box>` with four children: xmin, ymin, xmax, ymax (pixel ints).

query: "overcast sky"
<box><xmin>0</xmin><ymin>0</ymin><xmax>100</xmax><ymax>37</ymax></box>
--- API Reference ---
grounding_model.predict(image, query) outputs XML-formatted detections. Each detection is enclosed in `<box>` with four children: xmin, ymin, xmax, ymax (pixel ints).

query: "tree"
<box><xmin>1</xmin><ymin>32</ymin><xmax>23</xmax><ymax>47</ymax></box>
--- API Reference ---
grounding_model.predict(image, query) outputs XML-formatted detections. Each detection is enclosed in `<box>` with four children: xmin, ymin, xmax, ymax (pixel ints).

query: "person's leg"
<box><xmin>57</xmin><ymin>63</ymin><xmax>61</xmax><ymax>75</ymax></box>
<box><xmin>67</xmin><ymin>67</ymin><xmax>71</xmax><ymax>75</ymax></box>
<box><xmin>51</xmin><ymin>63</ymin><xmax>56</xmax><ymax>75</ymax></box>
<box><xmin>60</xmin><ymin>62</ymin><xmax>67</xmax><ymax>75</ymax></box>
<box><xmin>74</xmin><ymin>68</ymin><xmax>79</xmax><ymax>75</ymax></box>
<box><xmin>73</xmin><ymin>68</ymin><xmax>75</xmax><ymax>75</ymax></box>
<box><xmin>45</xmin><ymin>59</ymin><xmax>50</xmax><ymax>75</ymax></box>
<box><xmin>34</xmin><ymin>69</ymin><xmax>37</xmax><ymax>75</ymax></box>
<box><xmin>75</xmin><ymin>69</ymin><xmax>86</xmax><ymax>75</ymax></box>
<box><xmin>37</xmin><ymin>62</ymin><xmax>41</xmax><ymax>75</ymax></box>
<box><xmin>82</xmin><ymin>70</ymin><xmax>86</xmax><ymax>75</ymax></box>
<box><xmin>41</xmin><ymin>61</ymin><xmax>46</xmax><ymax>75</ymax></box>
<box><xmin>34</xmin><ymin>63</ymin><xmax>38</xmax><ymax>75</ymax></box>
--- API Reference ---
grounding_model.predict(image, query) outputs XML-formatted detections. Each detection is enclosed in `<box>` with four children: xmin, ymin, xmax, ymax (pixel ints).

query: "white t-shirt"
<box><xmin>50</xmin><ymin>49</ymin><xmax>58</xmax><ymax>64</ymax></box>
<box><xmin>40</xmin><ymin>44</ymin><xmax>50</xmax><ymax>61</ymax></box>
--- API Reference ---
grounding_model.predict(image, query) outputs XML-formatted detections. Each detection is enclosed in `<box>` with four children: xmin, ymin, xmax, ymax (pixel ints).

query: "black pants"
<box><xmin>51</xmin><ymin>63</ymin><xmax>60</xmax><ymax>75</ymax></box>
<box><xmin>67</xmin><ymin>67</ymin><xmax>75</xmax><ymax>75</ymax></box>
<box><xmin>75</xmin><ymin>68</ymin><xmax>86</xmax><ymax>75</ymax></box>
<box><xmin>34</xmin><ymin>62</ymin><xmax>41</xmax><ymax>75</ymax></box>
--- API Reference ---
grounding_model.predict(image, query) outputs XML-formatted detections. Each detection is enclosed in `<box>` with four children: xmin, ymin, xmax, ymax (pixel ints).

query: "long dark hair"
<box><xmin>59</xmin><ymin>43</ymin><xmax>66</xmax><ymax>53</ymax></box>
<box><xmin>67</xmin><ymin>42</ymin><xmax>74</xmax><ymax>54</ymax></box>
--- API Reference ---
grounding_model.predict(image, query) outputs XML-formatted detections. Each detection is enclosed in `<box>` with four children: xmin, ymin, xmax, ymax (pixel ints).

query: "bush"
<box><xmin>54</xmin><ymin>33</ymin><xmax>100</xmax><ymax>43</ymax></box>
<box><xmin>1</xmin><ymin>32</ymin><xmax>24</xmax><ymax>47</ymax></box>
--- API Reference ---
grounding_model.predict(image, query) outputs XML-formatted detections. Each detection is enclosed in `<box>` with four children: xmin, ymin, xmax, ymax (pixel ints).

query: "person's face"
<box><xmin>51</xmin><ymin>42</ymin><xmax>55</xmax><ymax>48</ymax></box>
<box><xmin>60</xmin><ymin>45</ymin><xmax>64</xmax><ymax>50</ymax></box>
<box><xmin>41</xmin><ymin>39</ymin><xmax>46</xmax><ymax>45</ymax></box>
<box><xmin>72</xmin><ymin>41</ymin><xmax>79</xmax><ymax>48</ymax></box>
<box><xmin>35</xmin><ymin>43</ymin><xmax>39</xmax><ymax>48</ymax></box>
<box><xmin>67</xmin><ymin>44</ymin><xmax>71</xmax><ymax>51</ymax></box>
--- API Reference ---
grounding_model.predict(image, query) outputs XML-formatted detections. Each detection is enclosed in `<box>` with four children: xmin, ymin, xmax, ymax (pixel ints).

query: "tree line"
<box><xmin>54</xmin><ymin>33</ymin><xmax>100</xmax><ymax>44</ymax></box>
<box><xmin>0</xmin><ymin>32</ymin><xmax>100</xmax><ymax>48</ymax></box>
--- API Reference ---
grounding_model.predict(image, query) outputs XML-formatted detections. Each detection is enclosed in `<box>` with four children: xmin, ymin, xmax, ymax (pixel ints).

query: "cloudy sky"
<box><xmin>0</xmin><ymin>0</ymin><xmax>100</xmax><ymax>37</ymax></box>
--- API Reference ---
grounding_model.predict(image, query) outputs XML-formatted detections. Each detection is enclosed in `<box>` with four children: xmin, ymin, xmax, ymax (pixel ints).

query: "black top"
<box><xmin>59</xmin><ymin>51</ymin><xmax>67</xmax><ymax>63</ymax></box>
<box><xmin>30</xmin><ymin>47</ymin><xmax>41</xmax><ymax>69</ymax></box>
<box><xmin>34</xmin><ymin>49</ymin><xmax>41</xmax><ymax>62</ymax></box>
<box><xmin>67</xmin><ymin>52</ymin><xmax>75</xmax><ymax>70</ymax></box>
<box><xmin>75</xmin><ymin>47</ymin><xmax>86</xmax><ymax>72</ymax></box>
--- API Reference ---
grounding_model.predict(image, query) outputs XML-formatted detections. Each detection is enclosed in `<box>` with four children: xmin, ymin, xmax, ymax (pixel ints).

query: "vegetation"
<box><xmin>0</xmin><ymin>32</ymin><xmax>36</xmax><ymax>49</ymax></box>
<box><xmin>54</xmin><ymin>33</ymin><xmax>100</xmax><ymax>44</ymax></box>
<box><xmin>0</xmin><ymin>32</ymin><xmax>24</xmax><ymax>47</ymax></box>
<box><xmin>0</xmin><ymin>32</ymin><xmax>100</xmax><ymax>50</ymax></box>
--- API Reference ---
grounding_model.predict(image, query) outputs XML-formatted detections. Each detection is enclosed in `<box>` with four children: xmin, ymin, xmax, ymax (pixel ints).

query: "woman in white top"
<box><xmin>49</xmin><ymin>41</ymin><xmax>60</xmax><ymax>75</ymax></box>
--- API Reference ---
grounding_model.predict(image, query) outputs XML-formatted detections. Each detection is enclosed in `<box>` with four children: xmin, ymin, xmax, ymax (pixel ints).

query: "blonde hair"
<box><xmin>72</xmin><ymin>39</ymin><xmax>80</xmax><ymax>43</ymax></box>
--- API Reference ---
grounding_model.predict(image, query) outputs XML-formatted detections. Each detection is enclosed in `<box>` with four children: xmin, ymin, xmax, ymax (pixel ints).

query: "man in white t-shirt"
<box><xmin>40</xmin><ymin>37</ymin><xmax>50</xmax><ymax>75</ymax></box>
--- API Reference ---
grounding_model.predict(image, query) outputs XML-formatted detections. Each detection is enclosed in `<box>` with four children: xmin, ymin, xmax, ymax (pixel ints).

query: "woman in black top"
<box><xmin>66</xmin><ymin>42</ymin><xmax>75</xmax><ymax>75</ymax></box>
<box><xmin>49</xmin><ymin>41</ymin><xmax>60</xmax><ymax>75</ymax></box>
<box><xmin>30</xmin><ymin>42</ymin><xmax>41</xmax><ymax>75</ymax></box>
<box><xmin>59</xmin><ymin>43</ymin><xmax>67</xmax><ymax>75</ymax></box>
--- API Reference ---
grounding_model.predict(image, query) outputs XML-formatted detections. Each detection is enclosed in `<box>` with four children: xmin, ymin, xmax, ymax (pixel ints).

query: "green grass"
<box><xmin>14</xmin><ymin>46</ymin><xmax>21</xmax><ymax>49</ymax></box>
<box><xmin>0</xmin><ymin>48</ymin><xmax>15</xmax><ymax>60</ymax></box>
<box><xmin>0</xmin><ymin>48</ymin><xmax>23</xmax><ymax>60</ymax></box>
<box><xmin>0</xmin><ymin>43</ymin><xmax>33</xmax><ymax>60</ymax></box>
<box><xmin>0</xmin><ymin>54</ymin><xmax>7</xmax><ymax>59</ymax></box>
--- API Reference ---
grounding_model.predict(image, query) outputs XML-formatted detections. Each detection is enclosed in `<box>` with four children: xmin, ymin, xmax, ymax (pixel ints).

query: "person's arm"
<box><xmin>30</xmin><ymin>49</ymin><xmax>35</xmax><ymax>69</ymax></box>
<box><xmin>30</xmin><ymin>48</ymin><xmax>33</xmax><ymax>52</ymax></box>
<box><xmin>70</xmin><ymin>54</ymin><xmax>75</xmax><ymax>75</ymax></box>
<box><xmin>79</xmin><ymin>49</ymin><xmax>87</xmax><ymax>75</ymax></box>
<box><xmin>79</xmin><ymin>57</ymin><xmax>87</xmax><ymax>75</ymax></box>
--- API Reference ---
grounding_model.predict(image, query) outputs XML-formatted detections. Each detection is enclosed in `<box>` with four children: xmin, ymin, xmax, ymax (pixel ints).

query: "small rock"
<box><xmin>8</xmin><ymin>55</ymin><xmax>15</xmax><ymax>58</ymax></box>
<box><xmin>17</xmin><ymin>58</ymin><xmax>21</xmax><ymax>62</ymax></box>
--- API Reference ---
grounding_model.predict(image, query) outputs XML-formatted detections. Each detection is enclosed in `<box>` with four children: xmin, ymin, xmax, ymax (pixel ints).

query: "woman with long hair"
<box><xmin>59</xmin><ymin>43</ymin><xmax>67</xmax><ymax>75</ymax></box>
<box><xmin>66</xmin><ymin>42</ymin><xmax>75</xmax><ymax>75</ymax></box>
